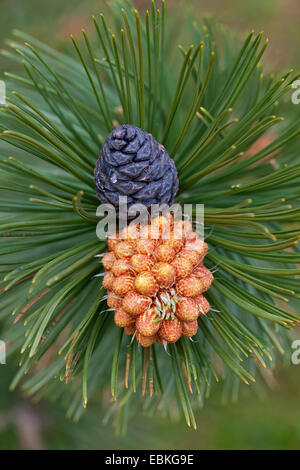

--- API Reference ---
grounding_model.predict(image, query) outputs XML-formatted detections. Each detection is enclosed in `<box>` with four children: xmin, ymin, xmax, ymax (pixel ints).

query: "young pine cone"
<box><xmin>94</xmin><ymin>125</ymin><xmax>179</xmax><ymax>212</ymax></box>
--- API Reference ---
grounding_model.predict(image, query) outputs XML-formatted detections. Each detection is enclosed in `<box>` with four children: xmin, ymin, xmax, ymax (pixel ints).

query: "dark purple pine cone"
<box><xmin>94</xmin><ymin>125</ymin><xmax>179</xmax><ymax>213</ymax></box>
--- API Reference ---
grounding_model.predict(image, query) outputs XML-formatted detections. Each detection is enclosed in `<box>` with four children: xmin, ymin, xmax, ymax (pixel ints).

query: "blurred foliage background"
<box><xmin>0</xmin><ymin>0</ymin><xmax>300</xmax><ymax>450</ymax></box>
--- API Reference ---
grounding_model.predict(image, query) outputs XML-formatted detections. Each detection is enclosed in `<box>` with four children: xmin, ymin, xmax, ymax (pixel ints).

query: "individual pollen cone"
<box><xmin>136</xmin><ymin>308</ymin><xmax>161</xmax><ymax>336</ymax></box>
<box><xmin>192</xmin><ymin>265</ymin><xmax>214</xmax><ymax>292</ymax></box>
<box><xmin>136</xmin><ymin>238</ymin><xmax>156</xmax><ymax>256</ymax></box>
<box><xmin>102</xmin><ymin>271</ymin><xmax>115</xmax><ymax>291</ymax></box>
<box><xmin>101</xmin><ymin>215</ymin><xmax>213</xmax><ymax>346</ymax></box>
<box><xmin>176</xmin><ymin>276</ymin><xmax>204</xmax><ymax>297</ymax></box>
<box><xmin>107</xmin><ymin>293</ymin><xmax>122</xmax><ymax>309</ymax></box>
<box><xmin>176</xmin><ymin>298</ymin><xmax>199</xmax><ymax>321</ymax></box>
<box><xmin>122</xmin><ymin>291</ymin><xmax>152</xmax><ymax>316</ymax></box>
<box><xmin>195</xmin><ymin>295</ymin><xmax>210</xmax><ymax>315</ymax></box>
<box><xmin>136</xmin><ymin>332</ymin><xmax>157</xmax><ymax>347</ymax></box>
<box><xmin>182</xmin><ymin>320</ymin><xmax>198</xmax><ymax>337</ymax></box>
<box><xmin>172</xmin><ymin>257</ymin><xmax>193</xmax><ymax>280</ymax></box>
<box><xmin>193</xmin><ymin>264</ymin><xmax>211</xmax><ymax>278</ymax></box>
<box><xmin>154</xmin><ymin>244</ymin><xmax>176</xmax><ymax>263</ymax></box>
<box><xmin>134</xmin><ymin>272</ymin><xmax>159</xmax><ymax>296</ymax></box>
<box><xmin>111</xmin><ymin>259</ymin><xmax>132</xmax><ymax>277</ymax></box>
<box><xmin>114</xmin><ymin>241</ymin><xmax>135</xmax><ymax>259</ymax></box>
<box><xmin>114</xmin><ymin>307</ymin><xmax>135</xmax><ymax>327</ymax></box>
<box><xmin>112</xmin><ymin>274</ymin><xmax>135</xmax><ymax>296</ymax></box>
<box><xmin>158</xmin><ymin>318</ymin><xmax>182</xmax><ymax>343</ymax></box>
<box><xmin>152</xmin><ymin>262</ymin><xmax>176</xmax><ymax>288</ymax></box>
<box><xmin>178</xmin><ymin>248</ymin><xmax>202</xmax><ymax>267</ymax></box>
<box><xmin>131</xmin><ymin>254</ymin><xmax>154</xmax><ymax>272</ymax></box>
<box><xmin>102</xmin><ymin>252</ymin><xmax>116</xmax><ymax>270</ymax></box>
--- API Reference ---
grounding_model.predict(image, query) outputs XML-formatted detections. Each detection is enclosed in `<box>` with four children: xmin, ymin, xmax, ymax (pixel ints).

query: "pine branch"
<box><xmin>0</xmin><ymin>0</ymin><xmax>299</xmax><ymax>431</ymax></box>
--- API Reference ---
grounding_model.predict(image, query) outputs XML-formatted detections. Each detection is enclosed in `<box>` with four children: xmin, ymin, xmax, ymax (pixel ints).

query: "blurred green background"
<box><xmin>0</xmin><ymin>0</ymin><xmax>300</xmax><ymax>450</ymax></box>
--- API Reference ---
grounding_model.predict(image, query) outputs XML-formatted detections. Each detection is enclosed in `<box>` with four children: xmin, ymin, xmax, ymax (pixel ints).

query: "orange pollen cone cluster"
<box><xmin>101</xmin><ymin>216</ymin><xmax>213</xmax><ymax>347</ymax></box>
